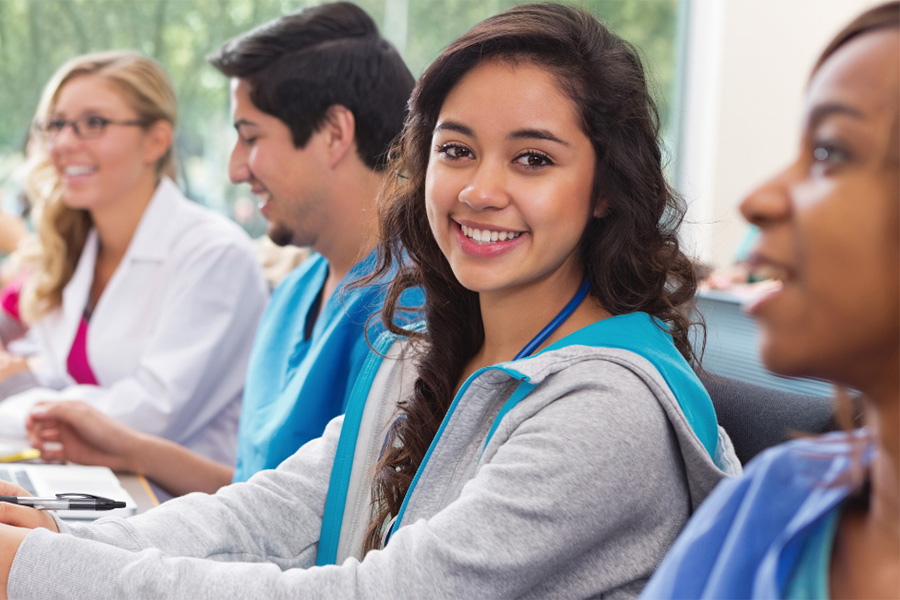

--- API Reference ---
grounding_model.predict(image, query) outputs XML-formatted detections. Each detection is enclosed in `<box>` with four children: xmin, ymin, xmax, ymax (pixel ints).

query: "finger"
<box><xmin>25</xmin><ymin>414</ymin><xmax>54</xmax><ymax>433</ymax></box>
<box><xmin>0</xmin><ymin>481</ymin><xmax>30</xmax><ymax>497</ymax></box>
<box><xmin>36</xmin><ymin>426</ymin><xmax>62</xmax><ymax>442</ymax></box>
<box><xmin>27</xmin><ymin>402</ymin><xmax>61</xmax><ymax>422</ymax></box>
<box><xmin>31</xmin><ymin>400</ymin><xmax>60</xmax><ymax>411</ymax></box>
<box><xmin>36</xmin><ymin>447</ymin><xmax>65</xmax><ymax>463</ymax></box>
<box><xmin>25</xmin><ymin>428</ymin><xmax>41</xmax><ymax>450</ymax></box>
<box><xmin>24</xmin><ymin>433</ymin><xmax>66</xmax><ymax>463</ymax></box>
<box><xmin>0</xmin><ymin>502</ymin><xmax>58</xmax><ymax>531</ymax></box>
<box><xmin>25</xmin><ymin>424</ymin><xmax>60</xmax><ymax>451</ymax></box>
<box><xmin>27</xmin><ymin>417</ymin><xmax>58</xmax><ymax>436</ymax></box>
<box><xmin>30</xmin><ymin>403</ymin><xmax>89</xmax><ymax>433</ymax></box>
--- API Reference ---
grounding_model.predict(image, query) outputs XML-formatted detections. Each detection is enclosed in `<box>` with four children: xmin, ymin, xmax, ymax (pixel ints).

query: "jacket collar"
<box><xmin>60</xmin><ymin>177</ymin><xmax>184</xmax><ymax>325</ymax></box>
<box><xmin>124</xmin><ymin>176</ymin><xmax>184</xmax><ymax>262</ymax></box>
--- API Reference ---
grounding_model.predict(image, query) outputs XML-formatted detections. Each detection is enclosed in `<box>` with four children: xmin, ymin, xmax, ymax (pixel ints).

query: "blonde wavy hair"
<box><xmin>19</xmin><ymin>51</ymin><xmax>177</xmax><ymax>323</ymax></box>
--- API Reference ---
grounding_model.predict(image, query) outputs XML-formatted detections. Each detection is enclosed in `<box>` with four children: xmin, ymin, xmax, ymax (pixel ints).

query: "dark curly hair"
<box><xmin>361</xmin><ymin>2</ymin><xmax>699</xmax><ymax>553</ymax></box>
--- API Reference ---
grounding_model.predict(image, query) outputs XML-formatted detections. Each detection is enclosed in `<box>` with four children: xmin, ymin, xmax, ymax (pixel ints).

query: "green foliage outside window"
<box><xmin>0</xmin><ymin>0</ymin><xmax>679</xmax><ymax>235</ymax></box>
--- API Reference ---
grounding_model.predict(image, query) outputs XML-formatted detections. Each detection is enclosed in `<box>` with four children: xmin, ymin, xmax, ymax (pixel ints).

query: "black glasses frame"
<box><xmin>35</xmin><ymin>115</ymin><xmax>148</xmax><ymax>141</ymax></box>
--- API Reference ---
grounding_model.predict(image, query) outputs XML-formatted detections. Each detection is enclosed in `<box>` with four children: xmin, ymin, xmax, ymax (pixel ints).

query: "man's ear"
<box><xmin>142</xmin><ymin>120</ymin><xmax>173</xmax><ymax>166</ymax></box>
<box><xmin>322</xmin><ymin>105</ymin><xmax>356</xmax><ymax>168</ymax></box>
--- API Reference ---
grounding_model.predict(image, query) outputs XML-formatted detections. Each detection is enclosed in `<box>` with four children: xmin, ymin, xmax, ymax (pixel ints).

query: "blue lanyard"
<box><xmin>383</xmin><ymin>278</ymin><xmax>590</xmax><ymax>547</ymax></box>
<box><xmin>514</xmin><ymin>278</ymin><xmax>590</xmax><ymax>360</ymax></box>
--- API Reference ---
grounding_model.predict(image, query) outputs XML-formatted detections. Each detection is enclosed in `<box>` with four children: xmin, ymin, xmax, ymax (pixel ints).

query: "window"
<box><xmin>0</xmin><ymin>0</ymin><xmax>681</xmax><ymax>237</ymax></box>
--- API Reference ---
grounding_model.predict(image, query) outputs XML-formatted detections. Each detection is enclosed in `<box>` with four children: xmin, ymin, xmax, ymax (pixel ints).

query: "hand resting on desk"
<box><xmin>0</xmin><ymin>481</ymin><xmax>58</xmax><ymax>532</ymax></box>
<box><xmin>26</xmin><ymin>401</ymin><xmax>142</xmax><ymax>474</ymax></box>
<box><xmin>27</xmin><ymin>400</ymin><xmax>234</xmax><ymax>497</ymax></box>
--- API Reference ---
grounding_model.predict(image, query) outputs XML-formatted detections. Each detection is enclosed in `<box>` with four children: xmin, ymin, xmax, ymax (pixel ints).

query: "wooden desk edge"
<box><xmin>117</xmin><ymin>473</ymin><xmax>159</xmax><ymax>513</ymax></box>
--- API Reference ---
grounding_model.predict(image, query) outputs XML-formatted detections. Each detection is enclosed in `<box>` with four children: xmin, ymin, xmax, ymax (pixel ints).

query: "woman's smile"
<box><xmin>425</xmin><ymin>58</ymin><xmax>597</xmax><ymax>299</ymax></box>
<box><xmin>454</xmin><ymin>220</ymin><xmax>527</xmax><ymax>258</ymax></box>
<box><xmin>457</xmin><ymin>222</ymin><xmax>524</xmax><ymax>245</ymax></box>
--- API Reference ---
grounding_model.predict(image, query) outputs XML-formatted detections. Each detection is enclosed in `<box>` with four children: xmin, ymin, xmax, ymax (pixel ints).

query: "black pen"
<box><xmin>0</xmin><ymin>493</ymin><xmax>126</xmax><ymax>511</ymax></box>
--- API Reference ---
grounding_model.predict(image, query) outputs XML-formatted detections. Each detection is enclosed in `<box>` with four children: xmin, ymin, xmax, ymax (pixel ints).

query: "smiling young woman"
<box><xmin>0</xmin><ymin>6</ymin><xmax>737</xmax><ymax>599</ymax></box>
<box><xmin>642</xmin><ymin>3</ymin><xmax>900</xmax><ymax>599</ymax></box>
<box><xmin>424</xmin><ymin>59</ymin><xmax>599</xmax><ymax>308</ymax></box>
<box><xmin>422</xmin><ymin>58</ymin><xmax>607</xmax><ymax>380</ymax></box>
<box><xmin>0</xmin><ymin>51</ymin><xmax>267</xmax><ymax>469</ymax></box>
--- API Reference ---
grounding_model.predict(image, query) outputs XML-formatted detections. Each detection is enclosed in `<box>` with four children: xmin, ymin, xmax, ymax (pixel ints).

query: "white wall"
<box><xmin>678</xmin><ymin>0</ymin><xmax>879</xmax><ymax>267</ymax></box>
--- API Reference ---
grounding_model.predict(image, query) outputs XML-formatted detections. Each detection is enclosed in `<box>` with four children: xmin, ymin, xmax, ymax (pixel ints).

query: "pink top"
<box><xmin>66</xmin><ymin>315</ymin><xmax>99</xmax><ymax>385</ymax></box>
<box><xmin>0</xmin><ymin>273</ymin><xmax>24</xmax><ymax>322</ymax></box>
<box><xmin>0</xmin><ymin>275</ymin><xmax>99</xmax><ymax>385</ymax></box>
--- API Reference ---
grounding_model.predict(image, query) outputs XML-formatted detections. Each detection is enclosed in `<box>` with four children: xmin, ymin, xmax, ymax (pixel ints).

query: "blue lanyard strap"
<box><xmin>514</xmin><ymin>278</ymin><xmax>590</xmax><ymax>360</ymax></box>
<box><xmin>386</xmin><ymin>278</ymin><xmax>590</xmax><ymax>547</ymax></box>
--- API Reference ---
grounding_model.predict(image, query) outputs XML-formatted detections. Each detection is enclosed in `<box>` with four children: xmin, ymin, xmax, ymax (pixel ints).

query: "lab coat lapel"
<box><xmin>89</xmin><ymin>177</ymin><xmax>179</xmax><ymax>322</ymax></box>
<box><xmin>123</xmin><ymin>177</ymin><xmax>180</xmax><ymax>262</ymax></box>
<box><xmin>59</xmin><ymin>229</ymin><xmax>98</xmax><ymax>357</ymax></box>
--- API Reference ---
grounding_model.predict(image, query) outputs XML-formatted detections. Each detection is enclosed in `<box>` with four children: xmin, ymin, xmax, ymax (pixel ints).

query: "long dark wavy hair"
<box><xmin>361</xmin><ymin>2</ymin><xmax>699</xmax><ymax>553</ymax></box>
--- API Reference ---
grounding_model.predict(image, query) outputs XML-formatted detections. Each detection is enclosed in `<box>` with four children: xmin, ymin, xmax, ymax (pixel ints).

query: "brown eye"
<box><xmin>513</xmin><ymin>151</ymin><xmax>553</xmax><ymax>169</ymax></box>
<box><xmin>437</xmin><ymin>144</ymin><xmax>474</xmax><ymax>160</ymax></box>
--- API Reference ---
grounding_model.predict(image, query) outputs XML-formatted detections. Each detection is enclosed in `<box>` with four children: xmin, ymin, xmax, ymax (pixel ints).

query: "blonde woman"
<box><xmin>0</xmin><ymin>52</ymin><xmax>267</xmax><ymax>469</ymax></box>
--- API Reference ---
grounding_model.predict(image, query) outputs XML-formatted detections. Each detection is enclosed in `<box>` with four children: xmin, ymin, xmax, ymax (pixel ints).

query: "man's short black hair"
<box><xmin>209</xmin><ymin>2</ymin><xmax>414</xmax><ymax>171</ymax></box>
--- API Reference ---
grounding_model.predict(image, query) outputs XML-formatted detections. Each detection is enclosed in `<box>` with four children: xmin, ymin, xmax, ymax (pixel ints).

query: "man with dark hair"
<box><xmin>25</xmin><ymin>2</ymin><xmax>416</xmax><ymax>496</ymax></box>
<box><xmin>209</xmin><ymin>1</ymin><xmax>410</xmax><ymax>175</ymax></box>
<box><xmin>208</xmin><ymin>1</ymin><xmax>412</xmax><ymax>248</ymax></box>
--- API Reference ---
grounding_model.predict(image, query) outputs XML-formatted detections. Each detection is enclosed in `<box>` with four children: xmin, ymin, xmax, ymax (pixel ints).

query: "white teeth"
<box><xmin>741</xmin><ymin>278</ymin><xmax>785</xmax><ymax>311</ymax></box>
<box><xmin>460</xmin><ymin>224</ymin><xmax>522</xmax><ymax>245</ymax></box>
<box><xmin>750</xmin><ymin>265</ymin><xmax>788</xmax><ymax>282</ymax></box>
<box><xmin>64</xmin><ymin>165</ymin><xmax>95</xmax><ymax>177</ymax></box>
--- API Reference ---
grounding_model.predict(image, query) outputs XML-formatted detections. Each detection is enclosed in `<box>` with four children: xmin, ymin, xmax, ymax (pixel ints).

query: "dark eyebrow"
<box><xmin>508</xmin><ymin>128</ymin><xmax>569</xmax><ymax>146</ymax></box>
<box><xmin>51</xmin><ymin>108</ymin><xmax>108</xmax><ymax>118</ymax></box>
<box><xmin>233</xmin><ymin>118</ymin><xmax>257</xmax><ymax>131</ymax></box>
<box><xmin>433</xmin><ymin>120</ymin><xmax>473</xmax><ymax>137</ymax></box>
<box><xmin>433</xmin><ymin>121</ymin><xmax>569</xmax><ymax>146</ymax></box>
<box><xmin>806</xmin><ymin>102</ymin><xmax>865</xmax><ymax>130</ymax></box>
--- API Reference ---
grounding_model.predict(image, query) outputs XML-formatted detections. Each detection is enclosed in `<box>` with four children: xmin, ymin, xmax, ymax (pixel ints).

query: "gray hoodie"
<box><xmin>9</xmin><ymin>317</ymin><xmax>739</xmax><ymax>599</ymax></box>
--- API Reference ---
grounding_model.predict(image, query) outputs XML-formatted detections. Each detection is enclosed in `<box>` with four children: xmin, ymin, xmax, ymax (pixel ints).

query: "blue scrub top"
<box><xmin>641</xmin><ymin>431</ymin><xmax>872</xmax><ymax>599</ymax></box>
<box><xmin>233</xmin><ymin>251</ymin><xmax>417</xmax><ymax>481</ymax></box>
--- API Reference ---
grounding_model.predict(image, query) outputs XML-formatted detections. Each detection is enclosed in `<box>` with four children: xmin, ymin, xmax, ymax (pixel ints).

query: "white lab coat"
<box><xmin>0</xmin><ymin>178</ymin><xmax>269</xmax><ymax>467</ymax></box>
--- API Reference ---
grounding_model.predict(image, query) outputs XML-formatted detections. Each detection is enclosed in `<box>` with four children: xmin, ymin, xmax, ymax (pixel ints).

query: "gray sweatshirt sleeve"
<box><xmin>9</xmin><ymin>363</ymin><xmax>689</xmax><ymax>599</ymax></box>
<box><xmin>12</xmin><ymin>414</ymin><xmax>344</xmax><ymax>587</ymax></box>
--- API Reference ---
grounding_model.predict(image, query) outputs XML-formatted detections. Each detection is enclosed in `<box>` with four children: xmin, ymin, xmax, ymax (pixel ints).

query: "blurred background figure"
<box><xmin>0</xmin><ymin>51</ymin><xmax>268</xmax><ymax>471</ymax></box>
<box><xmin>0</xmin><ymin>131</ymin><xmax>39</xmax><ymax>296</ymax></box>
<box><xmin>0</xmin><ymin>202</ymin><xmax>28</xmax><ymax>257</ymax></box>
<box><xmin>24</xmin><ymin>3</ymin><xmax>417</xmax><ymax>500</ymax></box>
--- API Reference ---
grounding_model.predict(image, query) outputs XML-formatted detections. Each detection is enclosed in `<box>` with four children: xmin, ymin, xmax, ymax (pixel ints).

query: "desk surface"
<box><xmin>118</xmin><ymin>473</ymin><xmax>159</xmax><ymax>514</ymax></box>
<box><xmin>0</xmin><ymin>436</ymin><xmax>159</xmax><ymax>514</ymax></box>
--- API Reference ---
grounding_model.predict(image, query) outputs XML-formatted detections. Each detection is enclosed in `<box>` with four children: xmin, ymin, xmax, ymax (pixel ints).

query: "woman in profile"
<box><xmin>642</xmin><ymin>3</ymin><xmax>900</xmax><ymax>598</ymax></box>
<box><xmin>0</xmin><ymin>51</ymin><xmax>267</xmax><ymax>467</ymax></box>
<box><xmin>0</xmin><ymin>5</ymin><xmax>735</xmax><ymax>598</ymax></box>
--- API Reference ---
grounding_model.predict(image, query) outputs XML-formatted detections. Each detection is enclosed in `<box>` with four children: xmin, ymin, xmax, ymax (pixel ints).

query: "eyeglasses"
<box><xmin>35</xmin><ymin>115</ymin><xmax>147</xmax><ymax>141</ymax></box>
